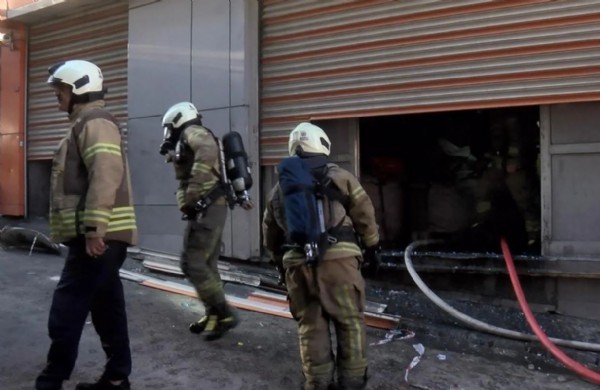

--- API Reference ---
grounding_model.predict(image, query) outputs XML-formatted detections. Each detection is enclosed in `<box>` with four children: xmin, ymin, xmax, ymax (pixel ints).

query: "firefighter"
<box><xmin>502</xmin><ymin>115</ymin><xmax>541</xmax><ymax>251</ymax></box>
<box><xmin>262</xmin><ymin>123</ymin><xmax>380</xmax><ymax>390</ymax></box>
<box><xmin>35</xmin><ymin>60</ymin><xmax>137</xmax><ymax>390</ymax></box>
<box><xmin>160</xmin><ymin>102</ymin><xmax>238</xmax><ymax>341</ymax></box>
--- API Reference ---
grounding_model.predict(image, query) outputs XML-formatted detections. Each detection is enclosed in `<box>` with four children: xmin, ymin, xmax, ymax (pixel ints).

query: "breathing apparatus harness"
<box><xmin>160</xmin><ymin>120</ymin><xmax>253</xmax><ymax>219</ymax></box>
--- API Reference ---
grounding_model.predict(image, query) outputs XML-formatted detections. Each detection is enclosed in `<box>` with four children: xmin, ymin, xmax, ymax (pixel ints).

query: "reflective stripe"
<box><xmin>350</xmin><ymin>186</ymin><xmax>366</xmax><ymax>200</ymax></box>
<box><xmin>191</xmin><ymin>162</ymin><xmax>213</xmax><ymax>174</ymax></box>
<box><xmin>362</xmin><ymin>232</ymin><xmax>379</xmax><ymax>247</ymax></box>
<box><xmin>82</xmin><ymin>143</ymin><xmax>122</xmax><ymax>162</ymax></box>
<box><xmin>339</xmin><ymin>283</ymin><xmax>362</xmax><ymax>356</ymax></box>
<box><xmin>51</xmin><ymin>207</ymin><xmax>136</xmax><ymax>238</ymax></box>
<box><xmin>107</xmin><ymin>207</ymin><xmax>136</xmax><ymax>232</ymax></box>
<box><xmin>328</xmin><ymin>242</ymin><xmax>362</xmax><ymax>256</ymax></box>
<box><xmin>283</xmin><ymin>241</ymin><xmax>362</xmax><ymax>261</ymax></box>
<box><xmin>107</xmin><ymin>222</ymin><xmax>137</xmax><ymax>233</ymax></box>
<box><xmin>187</xmin><ymin>181</ymin><xmax>217</xmax><ymax>195</ymax></box>
<box><xmin>83</xmin><ymin>209</ymin><xmax>112</xmax><ymax>224</ymax></box>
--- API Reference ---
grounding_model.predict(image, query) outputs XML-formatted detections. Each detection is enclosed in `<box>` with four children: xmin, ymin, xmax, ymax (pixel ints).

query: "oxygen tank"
<box><xmin>222</xmin><ymin>131</ymin><xmax>253</xmax><ymax>201</ymax></box>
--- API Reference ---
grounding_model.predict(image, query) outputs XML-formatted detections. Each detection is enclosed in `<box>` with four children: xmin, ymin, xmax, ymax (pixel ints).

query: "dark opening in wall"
<box><xmin>359</xmin><ymin>106</ymin><xmax>540</xmax><ymax>255</ymax></box>
<box><xmin>27</xmin><ymin>160</ymin><xmax>51</xmax><ymax>218</ymax></box>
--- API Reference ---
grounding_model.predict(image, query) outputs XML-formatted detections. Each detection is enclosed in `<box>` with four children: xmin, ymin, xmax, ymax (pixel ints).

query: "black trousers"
<box><xmin>35</xmin><ymin>238</ymin><xmax>131</xmax><ymax>389</ymax></box>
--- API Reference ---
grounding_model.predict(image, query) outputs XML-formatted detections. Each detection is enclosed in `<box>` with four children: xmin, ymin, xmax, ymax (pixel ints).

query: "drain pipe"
<box><xmin>404</xmin><ymin>239</ymin><xmax>600</xmax><ymax>353</ymax></box>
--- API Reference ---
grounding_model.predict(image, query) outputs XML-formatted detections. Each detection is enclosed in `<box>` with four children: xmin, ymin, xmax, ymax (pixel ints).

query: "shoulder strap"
<box><xmin>316</xmin><ymin>167</ymin><xmax>350</xmax><ymax>210</ymax></box>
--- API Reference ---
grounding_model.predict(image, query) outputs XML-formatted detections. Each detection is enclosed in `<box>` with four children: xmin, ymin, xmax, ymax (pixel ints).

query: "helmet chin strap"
<box><xmin>68</xmin><ymin>94</ymin><xmax>89</xmax><ymax>114</ymax></box>
<box><xmin>67</xmin><ymin>90</ymin><xmax>106</xmax><ymax>113</ymax></box>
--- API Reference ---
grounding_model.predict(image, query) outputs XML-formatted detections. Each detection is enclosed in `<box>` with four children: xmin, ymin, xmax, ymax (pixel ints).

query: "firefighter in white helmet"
<box><xmin>263</xmin><ymin>122</ymin><xmax>380</xmax><ymax>390</ymax></box>
<box><xmin>36</xmin><ymin>60</ymin><xmax>137</xmax><ymax>390</ymax></box>
<box><xmin>159</xmin><ymin>101</ymin><xmax>239</xmax><ymax>341</ymax></box>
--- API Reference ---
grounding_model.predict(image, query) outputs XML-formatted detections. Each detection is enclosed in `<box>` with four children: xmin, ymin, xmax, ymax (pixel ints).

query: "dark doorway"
<box><xmin>359</xmin><ymin>106</ymin><xmax>540</xmax><ymax>255</ymax></box>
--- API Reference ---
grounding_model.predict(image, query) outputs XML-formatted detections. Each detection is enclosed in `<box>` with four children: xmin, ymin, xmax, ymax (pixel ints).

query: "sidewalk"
<box><xmin>1</xmin><ymin>218</ymin><xmax>600</xmax><ymax>389</ymax></box>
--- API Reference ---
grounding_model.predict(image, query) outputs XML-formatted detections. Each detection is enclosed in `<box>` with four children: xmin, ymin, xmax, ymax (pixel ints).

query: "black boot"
<box><xmin>338</xmin><ymin>370</ymin><xmax>368</xmax><ymax>390</ymax></box>
<box><xmin>189</xmin><ymin>314</ymin><xmax>210</xmax><ymax>334</ymax></box>
<box><xmin>189</xmin><ymin>306</ymin><xmax>216</xmax><ymax>334</ymax></box>
<box><xmin>204</xmin><ymin>303</ymin><xmax>239</xmax><ymax>341</ymax></box>
<box><xmin>75</xmin><ymin>377</ymin><xmax>130</xmax><ymax>390</ymax></box>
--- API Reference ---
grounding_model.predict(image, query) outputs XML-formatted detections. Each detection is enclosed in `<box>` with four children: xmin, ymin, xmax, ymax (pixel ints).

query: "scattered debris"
<box><xmin>370</xmin><ymin>328</ymin><xmax>415</xmax><ymax>346</ymax></box>
<box><xmin>120</xmin><ymin>269</ymin><xmax>400</xmax><ymax>330</ymax></box>
<box><xmin>366</xmin><ymin>301</ymin><xmax>388</xmax><ymax>314</ymax></box>
<box><xmin>119</xmin><ymin>269</ymin><xmax>148</xmax><ymax>283</ymax></box>
<box><xmin>405</xmin><ymin>343</ymin><xmax>425</xmax><ymax>383</ymax></box>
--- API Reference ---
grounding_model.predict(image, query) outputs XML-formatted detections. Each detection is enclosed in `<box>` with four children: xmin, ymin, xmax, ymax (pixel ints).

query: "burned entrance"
<box><xmin>359</xmin><ymin>107</ymin><xmax>541</xmax><ymax>255</ymax></box>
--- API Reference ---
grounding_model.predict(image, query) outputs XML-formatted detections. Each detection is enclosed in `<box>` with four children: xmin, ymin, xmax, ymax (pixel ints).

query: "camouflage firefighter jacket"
<box><xmin>262</xmin><ymin>163</ymin><xmax>380</xmax><ymax>268</ymax></box>
<box><xmin>49</xmin><ymin>100</ymin><xmax>138</xmax><ymax>245</ymax></box>
<box><xmin>173</xmin><ymin>124</ymin><xmax>225</xmax><ymax>210</ymax></box>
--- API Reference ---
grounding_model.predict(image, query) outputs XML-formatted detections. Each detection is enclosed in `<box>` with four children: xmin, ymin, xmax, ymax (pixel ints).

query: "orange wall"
<box><xmin>0</xmin><ymin>21</ymin><xmax>26</xmax><ymax>216</ymax></box>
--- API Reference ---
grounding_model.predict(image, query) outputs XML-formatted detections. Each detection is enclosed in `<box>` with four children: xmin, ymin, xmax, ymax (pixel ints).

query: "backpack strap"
<box><xmin>314</xmin><ymin>170</ymin><xmax>355</xmax><ymax>246</ymax></box>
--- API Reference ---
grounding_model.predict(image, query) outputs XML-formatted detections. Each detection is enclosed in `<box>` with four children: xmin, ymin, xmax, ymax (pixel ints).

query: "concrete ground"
<box><xmin>1</xmin><ymin>238</ymin><xmax>600</xmax><ymax>389</ymax></box>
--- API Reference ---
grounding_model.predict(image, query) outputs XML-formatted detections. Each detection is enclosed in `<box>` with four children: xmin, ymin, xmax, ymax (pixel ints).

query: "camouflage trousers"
<box><xmin>286</xmin><ymin>256</ymin><xmax>368</xmax><ymax>390</ymax></box>
<box><xmin>181</xmin><ymin>203</ymin><xmax>228</xmax><ymax>314</ymax></box>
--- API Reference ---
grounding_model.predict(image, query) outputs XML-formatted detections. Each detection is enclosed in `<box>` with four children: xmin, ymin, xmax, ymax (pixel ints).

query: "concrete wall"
<box><xmin>127</xmin><ymin>0</ymin><xmax>260</xmax><ymax>259</ymax></box>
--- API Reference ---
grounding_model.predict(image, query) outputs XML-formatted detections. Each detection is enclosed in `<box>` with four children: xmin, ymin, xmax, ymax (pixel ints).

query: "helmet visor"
<box><xmin>163</xmin><ymin>125</ymin><xmax>173</xmax><ymax>140</ymax></box>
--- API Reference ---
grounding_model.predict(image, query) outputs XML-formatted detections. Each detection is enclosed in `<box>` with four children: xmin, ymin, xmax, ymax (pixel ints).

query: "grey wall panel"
<box><xmin>229</xmin><ymin>0</ymin><xmax>246</xmax><ymax>107</ymax></box>
<box><xmin>198</xmin><ymin>107</ymin><xmax>230</xmax><ymax>137</ymax></box>
<box><xmin>128</xmin><ymin>117</ymin><xmax>179</xmax><ymax>205</ymax></box>
<box><xmin>543</xmin><ymin>101</ymin><xmax>600</xmax><ymax>257</ymax></box>
<box><xmin>191</xmin><ymin>0</ymin><xmax>230</xmax><ymax>110</ymax></box>
<box><xmin>229</xmin><ymin>0</ymin><xmax>254</xmax><ymax>107</ymax></box>
<box><xmin>128</xmin><ymin>0</ymin><xmax>192</xmax><ymax>119</ymax></box>
<box><xmin>550</xmin><ymin>102</ymin><xmax>600</xmax><ymax>145</ymax></box>
<box><xmin>551</xmin><ymin>154</ymin><xmax>600</xmax><ymax>242</ymax></box>
<box><xmin>127</xmin><ymin>0</ymin><xmax>259</xmax><ymax>259</ymax></box>
<box><xmin>135</xmin><ymin>205</ymin><xmax>187</xmax><ymax>254</ymax></box>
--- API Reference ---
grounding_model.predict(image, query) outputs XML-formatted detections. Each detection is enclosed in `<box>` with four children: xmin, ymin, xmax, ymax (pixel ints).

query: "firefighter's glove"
<box><xmin>180</xmin><ymin>204</ymin><xmax>198</xmax><ymax>221</ymax></box>
<box><xmin>241</xmin><ymin>199</ymin><xmax>254</xmax><ymax>210</ymax></box>
<box><xmin>270</xmin><ymin>256</ymin><xmax>286</xmax><ymax>288</ymax></box>
<box><xmin>362</xmin><ymin>245</ymin><xmax>381</xmax><ymax>277</ymax></box>
<box><xmin>276</xmin><ymin>264</ymin><xmax>286</xmax><ymax>287</ymax></box>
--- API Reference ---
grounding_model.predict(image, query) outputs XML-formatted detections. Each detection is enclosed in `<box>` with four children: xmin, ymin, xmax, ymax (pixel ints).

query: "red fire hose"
<box><xmin>501</xmin><ymin>237</ymin><xmax>600</xmax><ymax>385</ymax></box>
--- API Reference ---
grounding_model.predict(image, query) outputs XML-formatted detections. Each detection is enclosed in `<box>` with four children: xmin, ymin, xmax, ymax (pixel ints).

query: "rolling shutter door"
<box><xmin>27</xmin><ymin>1</ymin><xmax>128</xmax><ymax>160</ymax></box>
<box><xmin>260</xmin><ymin>0</ymin><xmax>600</xmax><ymax>165</ymax></box>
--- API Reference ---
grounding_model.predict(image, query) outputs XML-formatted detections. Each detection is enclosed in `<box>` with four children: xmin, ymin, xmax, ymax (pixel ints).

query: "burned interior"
<box><xmin>359</xmin><ymin>106</ymin><xmax>541</xmax><ymax>255</ymax></box>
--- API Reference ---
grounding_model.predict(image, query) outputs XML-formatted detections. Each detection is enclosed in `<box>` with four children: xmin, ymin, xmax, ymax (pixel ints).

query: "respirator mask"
<box><xmin>159</xmin><ymin>125</ymin><xmax>179</xmax><ymax>157</ymax></box>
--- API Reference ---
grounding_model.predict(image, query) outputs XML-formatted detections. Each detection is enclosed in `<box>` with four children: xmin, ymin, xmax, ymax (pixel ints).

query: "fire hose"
<box><xmin>500</xmin><ymin>237</ymin><xmax>600</xmax><ymax>385</ymax></box>
<box><xmin>404</xmin><ymin>239</ymin><xmax>600</xmax><ymax>384</ymax></box>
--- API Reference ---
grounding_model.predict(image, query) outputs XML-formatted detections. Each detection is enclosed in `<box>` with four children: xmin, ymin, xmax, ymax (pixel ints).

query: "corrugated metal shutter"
<box><xmin>260</xmin><ymin>0</ymin><xmax>600</xmax><ymax>165</ymax></box>
<box><xmin>27</xmin><ymin>1</ymin><xmax>128</xmax><ymax>160</ymax></box>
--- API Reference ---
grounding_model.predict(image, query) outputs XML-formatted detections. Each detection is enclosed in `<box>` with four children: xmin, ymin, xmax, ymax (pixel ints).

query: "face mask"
<box><xmin>159</xmin><ymin>125</ymin><xmax>177</xmax><ymax>156</ymax></box>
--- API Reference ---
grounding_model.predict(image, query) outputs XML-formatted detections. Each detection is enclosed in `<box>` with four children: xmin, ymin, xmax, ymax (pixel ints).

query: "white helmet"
<box><xmin>162</xmin><ymin>102</ymin><xmax>200</xmax><ymax>130</ymax></box>
<box><xmin>47</xmin><ymin>60</ymin><xmax>104</xmax><ymax>96</ymax></box>
<box><xmin>288</xmin><ymin>122</ymin><xmax>331</xmax><ymax>156</ymax></box>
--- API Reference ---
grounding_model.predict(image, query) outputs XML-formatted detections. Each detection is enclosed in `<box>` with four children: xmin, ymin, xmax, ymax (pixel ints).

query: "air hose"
<box><xmin>404</xmin><ymin>239</ymin><xmax>600</xmax><ymax>353</ymax></box>
<box><xmin>500</xmin><ymin>237</ymin><xmax>600</xmax><ymax>385</ymax></box>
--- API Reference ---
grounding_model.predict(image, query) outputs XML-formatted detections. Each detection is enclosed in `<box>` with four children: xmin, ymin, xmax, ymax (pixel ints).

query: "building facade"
<box><xmin>2</xmin><ymin>0</ymin><xmax>600</xmax><ymax>317</ymax></box>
